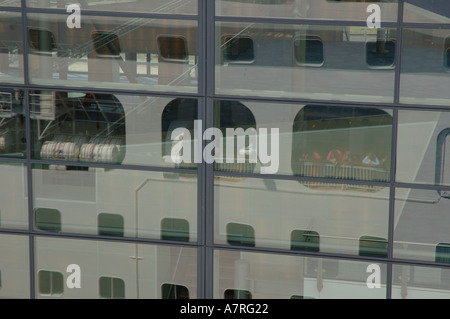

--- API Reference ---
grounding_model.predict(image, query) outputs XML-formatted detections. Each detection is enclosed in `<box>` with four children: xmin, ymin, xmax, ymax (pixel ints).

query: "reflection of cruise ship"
<box><xmin>1</xmin><ymin>0</ymin><xmax>450</xmax><ymax>299</ymax></box>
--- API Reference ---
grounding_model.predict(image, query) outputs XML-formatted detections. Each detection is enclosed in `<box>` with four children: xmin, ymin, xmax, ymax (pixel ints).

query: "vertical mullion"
<box><xmin>386</xmin><ymin>0</ymin><xmax>404</xmax><ymax>300</ymax></box>
<box><xmin>21</xmin><ymin>0</ymin><xmax>36</xmax><ymax>299</ymax></box>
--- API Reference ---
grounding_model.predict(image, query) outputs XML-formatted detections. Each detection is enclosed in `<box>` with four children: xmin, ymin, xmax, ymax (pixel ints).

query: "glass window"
<box><xmin>27</xmin><ymin>13</ymin><xmax>198</xmax><ymax>94</ymax></box>
<box><xmin>38</xmin><ymin>270</ymin><xmax>64</xmax><ymax>296</ymax></box>
<box><xmin>216</xmin><ymin>22</ymin><xmax>397</xmax><ymax>103</ymax></box>
<box><xmin>400</xmin><ymin>28</ymin><xmax>450</xmax><ymax>106</ymax></box>
<box><xmin>222</xmin><ymin>35</ymin><xmax>255</xmax><ymax>64</ymax></box>
<box><xmin>98</xmin><ymin>213</ymin><xmax>124</xmax><ymax>237</ymax></box>
<box><xmin>216</xmin><ymin>0</ymin><xmax>398</xmax><ymax>21</ymax></box>
<box><xmin>158</xmin><ymin>36</ymin><xmax>189</xmax><ymax>62</ymax></box>
<box><xmin>404</xmin><ymin>1</ymin><xmax>450</xmax><ymax>24</ymax></box>
<box><xmin>34</xmin><ymin>236</ymin><xmax>197</xmax><ymax>299</ymax></box>
<box><xmin>161</xmin><ymin>218</ymin><xmax>190</xmax><ymax>242</ymax></box>
<box><xmin>293</xmin><ymin>104</ymin><xmax>392</xmax><ymax>183</ymax></box>
<box><xmin>394</xmin><ymin>187</ymin><xmax>450</xmax><ymax>263</ymax></box>
<box><xmin>91</xmin><ymin>31</ymin><xmax>121</xmax><ymax>58</ymax></box>
<box><xmin>99</xmin><ymin>276</ymin><xmax>125</xmax><ymax>299</ymax></box>
<box><xmin>224</xmin><ymin>288</ymin><xmax>252</xmax><ymax>299</ymax></box>
<box><xmin>161</xmin><ymin>283</ymin><xmax>190</xmax><ymax>299</ymax></box>
<box><xmin>366</xmin><ymin>38</ymin><xmax>396</xmax><ymax>69</ymax></box>
<box><xmin>436</xmin><ymin>243</ymin><xmax>450</xmax><ymax>264</ymax></box>
<box><xmin>293</xmin><ymin>36</ymin><xmax>324</xmax><ymax>67</ymax></box>
<box><xmin>392</xmin><ymin>264</ymin><xmax>450</xmax><ymax>299</ymax></box>
<box><xmin>0</xmin><ymin>234</ymin><xmax>29</xmax><ymax>298</ymax></box>
<box><xmin>0</xmin><ymin>162</ymin><xmax>27</xmax><ymax>230</ymax></box>
<box><xmin>32</xmin><ymin>167</ymin><xmax>197</xmax><ymax>241</ymax></box>
<box><xmin>396</xmin><ymin>109</ymin><xmax>447</xmax><ymax>185</ymax></box>
<box><xmin>26</xmin><ymin>0</ymin><xmax>198</xmax><ymax>15</ymax></box>
<box><xmin>214</xmin><ymin>249</ymin><xmax>387</xmax><ymax>299</ymax></box>
<box><xmin>359</xmin><ymin>235</ymin><xmax>388</xmax><ymax>258</ymax></box>
<box><xmin>215</xmin><ymin>176</ymin><xmax>390</xmax><ymax>255</ymax></box>
<box><xmin>35</xmin><ymin>208</ymin><xmax>61</xmax><ymax>233</ymax></box>
<box><xmin>0</xmin><ymin>12</ymin><xmax>23</xmax><ymax>84</ymax></box>
<box><xmin>30</xmin><ymin>90</ymin><xmax>198</xmax><ymax>168</ymax></box>
<box><xmin>226</xmin><ymin>222</ymin><xmax>255</xmax><ymax>247</ymax></box>
<box><xmin>291</xmin><ymin>230</ymin><xmax>320</xmax><ymax>253</ymax></box>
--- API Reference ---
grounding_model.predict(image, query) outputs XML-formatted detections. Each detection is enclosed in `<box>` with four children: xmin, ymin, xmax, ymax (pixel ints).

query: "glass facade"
<box><xmin>1</xmin><ymin>0</ymin><xmax>450</xmax><ymax>299</ymax></box>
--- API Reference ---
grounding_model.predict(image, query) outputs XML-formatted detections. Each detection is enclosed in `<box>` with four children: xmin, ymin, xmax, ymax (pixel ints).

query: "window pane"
<box><xmin>35</xmin><ymin>208</ymin><xmax>61</xmax><ymax>233</ymax></box>
<box><xmin>396</xmin><ymin>109</ymin><xmax>448</xmax><ymax>185</ymax></box>
<box><xmin>216</xmin><ymin>22</ymin><xmax>397</xmax><ymax>103</ymax></box>
<box><xmin>394</xmin><ymin>188</ymin><xmax>450</xmax><ymax>263</ymax></box>
<box><xmin>404</xmin><ymin>1</ymin><xmax>450</xmax><ymax>24</ymax></box>
<box><xmin>392</xmin><ymin>264</ymin><xmax>450</xmax><ymax>299</ymax></box>
<box><xmin>32</xmin><ymin>167</ymin><xmax>197</xmax><ymax>241</ymax></box>
<box><xmin>0</xmin><ymin>234</ymin><xmax>29</xmax><ymax>298</ymax></box>
<box><xmin>214</xmin><ymin>176</ymin><xmax>390</xmax><ymax>256</ymax></box>
<box><xmin>26</xmin><ymin>0</ymin><xmax>197</xmax><ymax>15</ymax></box>
<box><xmin>214</xmin><ymin>249</ymin><xmax>387</xmax><ymax>299</ymax></box>
<box><xmin>216</xmin><ymin>0</ymin><xmax>398</xmax><ymax>21</ymax></box>
<box><xmin>99</xmin><ymin>276</ymin><xmax>125</xmax><ymax>299</ymax></box>
<box><xmin>0</xmin><ymin>162</ymin><xmax>28</xmax><ymax>230</ymax></box>
<box><xmin>0</xmin><ymin>12</ymin><xmax>23</xmax><ymax>84</ymax></box>
<box><xmin>400</xmin><ymin>28</ymin><xmax>450</xmax><ymax>106</ymax></box>
<box><xmin>27</xmin><ymin>14</ymin><xmax>198</xmax><ymax>94</ymax></box>
<box><xmin>30</xmin><ymin>90</ymin><xmax>198</xmax><ymax>168</ymax></box>
<box><xmin>34</xmin><ymin>236</ymin><xmax>197</xmax><ymax>299</ymax></box>
<box><xmin>209</xmin><ymin>100</ymin><xmax>392</xmax><ymax>181</ymax></box>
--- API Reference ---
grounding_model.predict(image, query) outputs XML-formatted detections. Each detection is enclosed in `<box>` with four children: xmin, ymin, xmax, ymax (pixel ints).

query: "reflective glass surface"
<box><xmin>394</xmin><ymin>187</ymin><xmax>450</xmax><ymax>263</ymax></box>
<box><xmin>392</xmin><ymin>264</ymin><xmax>450</xmax><ymax>299</ymax></box>
<box><xmin>214</xmin><ymin>249</ymin><xmax>387</xmax><ymax>299</ymax></box>
<box><xmin>216</xmin><ymin>22</ymin><xmax>397</xmax><ymax>103</ymax></box>
<box><xmin>32</xmin><ymin>167</ymin><xmax>198</xmax><ymax>241</ymax></box>
<box><xmin>400</xmin><ymin>28</ymin><xmax>450</xmax><ymax>106</ymax></box>
<box><xmin>0</xmin><ymin>0</ymin><xmax>20</xmax><ymax>6</ymax></box>
<box><xmin>396</xmin><ymin>109</ymin><xmax>449</xmax><ymax>185</ymax></box>
<box><xmin>214</xmin><ymin>176</ymin><xmax>390</xmax><ymax>256</ymax></box>
<box><xmin>404</xmin><ymin>1</ymin><xmax>450</xmax><ymax>24</ymax></box>
<box><xmin>27</xmin><ymin>14</ymin><xmax>198</xmax><ymax>93</ymax></box>
<box><xmin>0</xmin><ymin>87</ymin><xmax>25</xmax><ymax>159</ymax></box>
<box><xmin>216</xmin><ymin>0</ymin><xmax>398</xmax><ymax>22</ymax></box>
<box><xmin>34</xmin><ymin>236</ymin><xmax>197</xmax><ymax>299</ymax></box>
<box><xmin>0</xmin><ymin>234</ymin><xmax>30</xmax><ymax>298</ymax></box>
<box><xmin>0</xmin><ymin>162</ymin><xmax>27</xmax><ymax>230</ymax></box>
<box><xmin>208</xmin><ymin>101</ymin><xmax>392</xmax><ymax>181</ymax></box>
<box><xmin>26</xmin><ymin>0</ymin><xmax>197</xmax><ymax>15</ymax></box>
<box><xmin>0</xmin><ymin>11</ymin><xmax>23</xmax><ymax>84</ymax></box>
<box><xmin>30</xmin><ymin>90</ymin><xmax>198</xmax><ymax>169</ymax></box>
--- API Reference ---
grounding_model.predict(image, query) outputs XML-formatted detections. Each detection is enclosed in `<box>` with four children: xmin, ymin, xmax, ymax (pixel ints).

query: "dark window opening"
<box><xmin>224</xmin><ymin>289</ymin><xmax>252</xmax><ymax>299</ymax></box>
<box><xmin>291</xmin><ymin>230</ymin><xmax>320</xmax><ymax>252</ymax></box>
<box><xmin>292</xmin><ymin>105</ymin><xmax>392</xmax><ymax>188</ymax></box>
<box><xmin>366</xmin><ymin>39</ymin><xmax>396</xmax><ymax>68</ymax></box>
<box><xmin>161</xmin><ymin>283</ymin><xmax>189</xmax><ymax>299</ymax></box>
<box><xmin>445</xmin><ymin>37</ymin><xmax>450</xmax><ymax>69</ymax></box>
<box><xmin>161</xmin><ymin>218</ymin><xmax>190</xmax><ymax>242</ymax></box>
<box><xmin>359</xmin><ymin>235</ymin><xmax>388</xmax><ymax>258</ymax></box>
<box><xmin>99</xmin><ymin>276</ymin><xmax>125</xmax><ymax>299</ymax></box>
<box><xmin>98</xmin><ymin>213</ymin><xmax>124</xmax><ymax>237</ymax></box>
<box><xmin>34</xmin><ymin>208</ymin><xmax>61</xmax><ymax>233</ymax></box>
<box><xmin>294</xmin><ymin>35</ymin><xmax>324</xmax><ymax>66</ymax></box>
<box><xmin>91</xmin><ymin>31</ymin><xmax>121</xmax><ymax>57</ymax></box>
<box><xmin>38</xmin><ymin>270</ymin><xmax>64</xmax><ymax>296</ymax></box>
<box><xmin>157</xmin><ymin>36</ymin><xmax>188</xmax><ymax>62</ymax></box>
<box><xmin>226</xmin><ymin>222</ymin><xmax>255</xmax><ymax>247</ymax></box>
<box><xmin>222</xmin><ymin>35</ymin><xmax>255</xmax><ymax>63</ymax></box>
<box><xmin>28</xmin><ymin>28</ymin><xmax>56</xmax><ymax>54</ymax></box>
